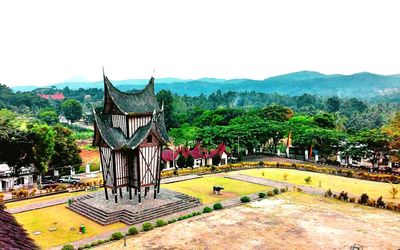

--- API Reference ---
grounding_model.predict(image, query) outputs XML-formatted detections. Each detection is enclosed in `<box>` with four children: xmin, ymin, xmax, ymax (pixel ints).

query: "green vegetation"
<box><xmin>203</xmin><ymin>207</ymin><xmax>213</xmax><ymax>213</ymax></box>
<box><xmin>61</xmin><ymin>99</ymin><xmax>83</xmax><ymax>123</ymax></box>
<box><xmin>110</xmin><ymin>232</ymin><xmax>124</xmax><ymax>240</ymax></box>
<box><xmin>127</xmin><ymin>226</ymin><xmax>139</xmax><ymax>235</ymax></box>
<box><xmin>142</xmin><ymin>222</ymin><xmax>154</xmax><ymax>232</ymax></box>
<box><xmin>213</xmin><ymin>202</ymin><xmax>223</xmax><ymax>210</ymax></box>
<box><xmin>161</xmin><ymin>176</ymin><xmax>268</xmax><ymax>204</ymax></box>
<box><xmin>240</xmin><ymin>196</ymin><xmax>251</xmax><ymax>203</ymax></box>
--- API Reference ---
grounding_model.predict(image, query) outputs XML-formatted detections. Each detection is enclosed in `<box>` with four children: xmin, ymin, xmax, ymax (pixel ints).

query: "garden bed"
<box><xmin>3</xmin><ymin>190</ymin><xmax>69</xmax><ymax>204</ymax></box>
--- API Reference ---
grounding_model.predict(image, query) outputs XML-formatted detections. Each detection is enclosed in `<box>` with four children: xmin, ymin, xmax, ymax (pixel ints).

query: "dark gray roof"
<box><xmin>93</xmin><ymin>109</ymin><xmax>169</xmax><ymax>150</ymax></box>
<box><xmin>104</xmin><ymin>77</ymin><xmax>160</xmax><ymax>115</ymax></box>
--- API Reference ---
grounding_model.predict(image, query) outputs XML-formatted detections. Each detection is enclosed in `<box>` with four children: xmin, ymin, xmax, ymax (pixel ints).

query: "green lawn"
<box><xmin>5</xmin><ymin>190</ymin><xmax>98</xmax><ymax>209</ymax></box>
<box><xmin>14</xmin><ymin>204</ymin><xmax>125</xmax><ymax>249</ymax></box>
<box><xmin>236</xmin><ymin>168</ymin><xmax>399</xmax><ymax>202</ymax></box>
<box><xmin>161</xmin><ymin>176</ymin><xmax>270</xmax><ymax>204</ymax></box>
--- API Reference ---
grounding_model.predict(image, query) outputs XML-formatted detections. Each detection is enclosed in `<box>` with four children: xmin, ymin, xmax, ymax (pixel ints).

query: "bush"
<box><xmin>62</xmin><ymin>244</ymin><xmax>75</xmax><ymax>250</ymax></box>
<box><xmin>213</xmin><ymin>202</ymin><xmax>223</xmax><ymax>210</ymax></box>
<box><xmin>187</xmin><ymin>213</ymin><xmax>193</xmax><ymax>218</ymax></box>
<box><xmin>359</xmin><ymin>193</ymin><xmax>369</xmax><ymax>205</ymax></box>
<box><xmin>258</xmin><ymin>192</ymin><xmax>266</xmax><ymax>198</ymax></box>
<box><xmin>376</xmin><ymin>196</ymin><xmax>385</xmax><ymax>208</ymax></box>
<box><xmin>273</xmin><ymin>188</ymin><xmax>279</xmax><ymax>195</ymax></box>
<box><xmin>127</xmin><ymin>226</ymin><xmax>139</xmax><ymax>235</ymax></box>
<box><xmin>96</xmin><ymin>240</ymin><xmax>104</xmax><ymax>245</ymax></box>
<box><xmin>168</xmin><ymin>219</ymin><xmax>177</xmax><ymax>224</ymax></box>
<box><xmin>325</xmin><ymin>189</ymin><xmax>333</xmax><ymax>197</ymax></box>
<box><xmin>280</xmin><ymin>188</ymin><xmax>286</xmax><ymax>193</ymax></box>
<box><xmin>339</xmin><ymin>191</ymin><xmax>349</xmax><ymax>201</ymax></box>
<box><xmin>90</xmin><ymin>241</ymin><xmax>98</xmax><ymax>247</ymax></box>
<box><xmin>84</xmin><ymin>244</ymin><xmax>91</xmax><ymax>249</ymax></box>
<box><xmin>155</xmin><ymin>219</ymin><xmax>167</xmax><ymax>227</ymax></box>
<box><xmin>240</xmin><ymin>196</ymin><xmax>251</xmax><ymax>203</ymax></box>
<box><xmin>142</xmin><ymin>222</ymin><xmax>154</xmax><ymax>231</ymax></box>
<box><xmin>304</xmin><ymin>176</ymin><xmax>312</xmax><ymax>184</ymax></box>
<box><xmin>192</xmin><ymin>212</ymin><xmax>198</xmax><ymax>216</ymax></box>
<box><xmin>349</xmin><ymin>197</ymin><xmax>356</xmax><ymax>203</ymax></box>
<box><xmin>196</xmin><ymin>212</ymin><xmax>202</xmax><ymax>215</ymax></box>
<box><xmin>267</xmin><ymin>191</ymin><xmax>274</xmax><ymax>196</ymax></box>
<box><xmin>203</xmin><ymin>207</ymin><xmax>213</xmax><ymax>213</ymax></box>
<box><xmin>110</xmin><ymin>232</ymin><xmax>124</xmax><ymax>240</ymax></box>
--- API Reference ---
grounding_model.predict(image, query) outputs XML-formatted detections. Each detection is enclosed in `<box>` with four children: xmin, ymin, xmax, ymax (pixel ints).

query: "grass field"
<box><xmin>14</xmin><ymin>204</ymin><xmax>125</xmax><ymax>249</ymax></box>
<box><xmin>161</xmin><ymin>176</ymin><xmax>269</xmax><ymax>204</ymax></box>
<box><xmin>237</xmin><ymin>168</ymin><xmax>400</xmax><ymax>202</ymax></box>
<box><xmin>5</xmin><ymin>190</ymin><xmax>98</xmax><ymax>209</ymax></box>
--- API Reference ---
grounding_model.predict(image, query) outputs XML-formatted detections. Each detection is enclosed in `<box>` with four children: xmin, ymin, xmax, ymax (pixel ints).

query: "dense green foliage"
<box><xmin>61</xmin><ymin>99</ymin><xmax>83</xmax><ymax>123</ymax></box>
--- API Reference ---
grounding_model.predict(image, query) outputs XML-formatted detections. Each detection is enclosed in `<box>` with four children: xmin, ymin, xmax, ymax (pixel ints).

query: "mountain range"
<box><xmin>10</xmin><ymin>71</ymin><xmax>400</xmax><ymax>98</ymax></box>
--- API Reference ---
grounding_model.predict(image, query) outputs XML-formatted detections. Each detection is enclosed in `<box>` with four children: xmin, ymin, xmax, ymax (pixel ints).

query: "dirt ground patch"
<box><xmin>208</xmin><ymin>191</ymin><xmax>237</xmax><ymax>199</ymax></box>
<box><xmin>98</xmin><ymin>192</ymin><xmax>400</xmax><ymax>250</ymax></box>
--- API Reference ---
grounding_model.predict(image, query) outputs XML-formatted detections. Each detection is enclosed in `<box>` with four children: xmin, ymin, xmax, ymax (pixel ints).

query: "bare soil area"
<box><xmin>98</xmin><ymin>192</ymin><xmax>400</xmax><ymax>250</ymax></box>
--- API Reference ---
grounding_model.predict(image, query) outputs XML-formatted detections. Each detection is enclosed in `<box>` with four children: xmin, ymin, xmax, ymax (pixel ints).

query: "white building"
<box><xmin>0</xmin><ymin>164</ymin><xmax>34</xmax><ymax>192</ymax></box>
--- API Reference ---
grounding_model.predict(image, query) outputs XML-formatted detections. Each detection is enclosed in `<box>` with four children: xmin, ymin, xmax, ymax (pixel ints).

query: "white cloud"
<box><xmin>0</xmin><ymin>0</ymin><xmax>399</xmax><ymax>86</ymax></box>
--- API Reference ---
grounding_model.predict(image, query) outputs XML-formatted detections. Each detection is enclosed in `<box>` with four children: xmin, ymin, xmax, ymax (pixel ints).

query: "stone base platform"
<box><xmin>67</xmin><ymin>189</ymin><xmax>201</xmax><ymax>225</ymax></box>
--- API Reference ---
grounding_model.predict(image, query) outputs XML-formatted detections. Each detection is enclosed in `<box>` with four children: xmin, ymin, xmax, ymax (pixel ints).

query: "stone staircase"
<box><xmin>67</xmin><ymin>193</ymin><xmax>201</xmax><ymax>226</ymax></box>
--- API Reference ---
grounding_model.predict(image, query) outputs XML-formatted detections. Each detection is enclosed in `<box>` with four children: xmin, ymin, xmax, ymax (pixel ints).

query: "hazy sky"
<box><xmin>1</xmin><ymin>0</ymin><xmax>400</xmax><ymax>86</ymax></box>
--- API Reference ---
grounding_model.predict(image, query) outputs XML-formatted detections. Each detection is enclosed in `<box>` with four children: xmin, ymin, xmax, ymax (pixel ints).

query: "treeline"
<box><xmin>156</xmin><ymin>90</ymin><xmax>400</xmax><ymax>165</ymax></box>
<box><xmin>157</xmin><ymin>90</ymin><xmax>397</xmax><ymax>133</ymax></box>
<box><xmin>0</xmin><ymin>109</ymin><xmax>82</xmax><ymax>179</ymax></box>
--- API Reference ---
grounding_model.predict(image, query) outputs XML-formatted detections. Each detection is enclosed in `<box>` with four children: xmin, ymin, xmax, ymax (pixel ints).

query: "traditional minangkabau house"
<box><xmin>162</xmin><ymin>143</ymin><xmax>229</xmax><ymax>169</ymax></box>
<box><xmin>0</xmin><ymin>204</ymin><xmax>38</xmax><ymax>250</ymax></box>
<box><xmin>93</xmin><ymin>72</ymin><xmax>169</xmax><ymax>203</ymax></box>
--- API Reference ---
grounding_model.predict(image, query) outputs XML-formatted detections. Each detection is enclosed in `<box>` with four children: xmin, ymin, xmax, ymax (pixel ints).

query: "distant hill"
<box><xmin>11</xmin><ymin>71</ymin><xmax>400</xmax><ymax>98</ymax></box>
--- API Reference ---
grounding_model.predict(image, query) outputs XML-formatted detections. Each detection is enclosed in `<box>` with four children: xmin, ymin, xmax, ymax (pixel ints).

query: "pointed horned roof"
<box><xmin>93</xmin><ymin>108</ymin><xmax>169</xmax><ymax>150</ymax></box>
<box><xmin>104</xmin><ymin>76</ymin><xmax>160</xmax><ymax>115</ymax></box>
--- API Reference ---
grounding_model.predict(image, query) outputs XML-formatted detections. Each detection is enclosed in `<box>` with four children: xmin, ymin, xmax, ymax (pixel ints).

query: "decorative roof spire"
<box><xmin>152</xmin><ymin>109</ymin><xmax>157</xmax><ymax>122</ymax></box>
<box><xmin>161</xmin><ymin>100</ymin><xmax>164</xmax><ymax>111</ymax></box>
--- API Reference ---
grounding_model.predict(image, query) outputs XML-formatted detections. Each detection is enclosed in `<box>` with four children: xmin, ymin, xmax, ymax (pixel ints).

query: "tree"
<box><xmin>261</xmin><ymin>104</ymin><xmax>293</xmax><ymax>122</ymax></box>
<box><xmin>388</xmin><ymin>181</ymin><xmax>398</xmax><ymax>199</ymax></box>
<box><xmin>61</xmin><ymin>99</ymin><xmax>83</xmax><ymax>123</ymax></box>
<box><xmin>156</xmin><ymin>90</ymin><xmax>177</xmax><ymax>129</ymax></box>
<box><xmin>169</xmin><ymin>124</ymin><xmax>199</xmax><ymax>146</ymax></box>
<box><xmin>176</xmin><ymin>153</ymin><xmax>186</xmax><ymax>169</ymax></box>
<box><xmin>326</xmin><ymin>96</ymin><xmax>341</xmax><ymax>112</ymax></box>
<box><xmin>383</xmin><ymin>111</ymin><xmax>400</xmax><ymax>162</ymax></box>
<box><xmin>347</xmin><ymin>129</ymin><xmax>390</xmax><ymax>167</ymax></box>
<box><xmin>212</xmin><ymin>154</ymin><xmax>221</xmax><ymax>166</ymax></box>
<box><xmin>185</xmin><ymin>154</ymin><xmax>194</xmax><ymax>168</ymax></box>
<box><xmin>38</xmin><ymin>109</ymin><xmax>59</xmax><ymax>125</ymax></box>
<box><xmin>49</xmin><ymin>125</ymin><xmax>82</xmax><ymax>172</ymax></box>
<box><xmin>30</xmin><ymin>124</ymin><xmax>55</xmax><ymax>182</ymax></box>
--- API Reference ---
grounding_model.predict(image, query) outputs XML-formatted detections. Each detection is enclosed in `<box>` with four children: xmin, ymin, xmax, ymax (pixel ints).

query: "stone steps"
<box><xmin>67</xmin><ymin>194</ymin><xmax>201</xmax><ymax>226</ymax></box>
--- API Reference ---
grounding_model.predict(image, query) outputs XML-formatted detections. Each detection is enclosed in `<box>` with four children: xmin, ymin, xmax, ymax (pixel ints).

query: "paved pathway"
<box><xmin>5</xmin><ymin>192</ymin><xmax>96</xmax><ymax>214</ymax></box>
<box><xmin>160</xmin><ymin>174</ymin><xmax>201</xmax><ymax>184</ymax></box>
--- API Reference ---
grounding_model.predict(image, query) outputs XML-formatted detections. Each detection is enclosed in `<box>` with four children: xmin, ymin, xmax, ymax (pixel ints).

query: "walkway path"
<box><xmin>160</xmin><ymin>174</ymin><xmax>201</xmax><ymax>184</ymax></box>
<box><xmin>5</xmin><ymin>192</ymin><xmax>97</xmax><ymax>214</ymax></box>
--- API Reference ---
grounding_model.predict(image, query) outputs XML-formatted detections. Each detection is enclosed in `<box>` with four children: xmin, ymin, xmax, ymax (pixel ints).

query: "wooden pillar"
<box><xmin>119</xmin><ymin>188</ymin><xmax>123</xmax><ymax>198</ymax></box>
<box><xmin>112</xmin><ymin>152</ymin><xmax>118</xmax><ymax>203</ymax></box>
<box><xmin>136</xmin><ymin>148</ymin><xmax>141</xmax><ymax>204</ymax></box>
<box><xmin>134</xmin><ymin>188</ymin><xmax>137</xmax><ymax>195</ymax></box>
<box><xmin>99</xmin><ymin>148</ymin><xmax>109</xmax><ymax>200</ymax></box>
<box><xmin>127</xmin><ymin>150</ymin><xmax>133</xmax><ymax>200</ymax></box>
<box><xmin>157</xmin><ymin>145</ymin><xmax>162</xmax><ymax>194</ymax></box>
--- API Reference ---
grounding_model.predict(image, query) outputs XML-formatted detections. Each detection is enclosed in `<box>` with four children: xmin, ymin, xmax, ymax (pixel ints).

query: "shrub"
<box><xmin>84</xmin><ymin>244</ymin><xmax>91</xmax><ymax>249</ymax></box>
<box><xmin>273</xmin><ymin>188</ymin><xmax>279</xmax><ymax>195</ymax></box>
<box><xmin>61</xmin><ymin>244</ymin><xmax>75</xmax><ymax>250</ymax></box>
<box><xmin>196</xmin><ymin>212</ymin><xmax>202</xmax><ymax>215</ymax></box>
<box><xmin>376</xmin><ymin>196</ymin><xmax>385</xmax><ymax>208</ymax></box>
<box><xmin>155</xmin><ymin>219</ymin><xmax>167</xmax><ymax>227</ymax></box>
<box><xmin>90</xmin><ymin>241</ymin><xmax>98</xmax><ymax>247</ymax></box>
<box><xmin>367</xmin><ymin>199</ymin><xmax>376</xmax><ymax>207</ymax></box>
<box><xmin>192</xmin><ymin>212</ymin><xmax>198</xmax><ymax>216</ymax></box>
<box><xmin>349</xmin><ymin>197</ymin><xmax>356</xmax><ymax>203</ymax></box>
<box><xmin>96</xmin><ymin>240</ymin><xmax>104</xmax><ymax>245</ymax></box>
<box><xmin>267</xmin><ymin>191</ymin><xmax>274</xmax><ymax>196</ymax></box>
<box><xmin>110</xmin><ymin>232</ymin><xmax>124</xmax><ymax>240</ymax></box>
<box><xmin>213</xmin><ymin>202</ymin><xmax>223</xmax><ymax>210</ymax></box>
<box><xmin>258</xmin><ymin>192</ymin><xmax>266</xmax><ymax>198</ymax></box>
<box><xmin>325</xmin><ymin>189</ymin><xmax>333</xmax><ymax>197</ymax></box>
<box><xmin>280</xmin><ymin>188</ymin><xmax>286</xmax><ymax>193</ymax></box>
<box><xmin>187</xmin><ymin>214</ymin><xmax>193</xmax><ymax>218</ymax></box>
<box><xmin>359</xmin><ymin>193</ymin><xmax>369</xmax><ymax>205</ymax></box>
<box><xmin>339</xmin><ymin>191</ymin><xmax>349</xmax><ymax>201</ymax></box>
<box><xmin>283</xmin><ymin>173</ymin><xmax>288</xmax><ymax>180</ymax></box>
<box><xmin>203</xmin><ymin>207</ymin><xmax>213</xmax><ymax>213</ymax></box>
<box><xmin>240</xmin><ymin>196</ymin><xmax>251</xmax><ymax>203</ymax></box>
<box><xmin>168</xmin><ymin>219</ymin><xmax>177</xmax><ymax>224</ymax></box>
<box><xmin>304</xmin><ymin>176</ymin><xmax>312</xmax><ymax>184</ymax></box>
<box><xmin>142</xmin><ymin>222</ymin><xmax>154</xmax><ymax>231</ymax></box>
<box><xmin>127</xmin><ymin>226</ymin><xmax>139</xmax><ymax>235</ymax></box>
